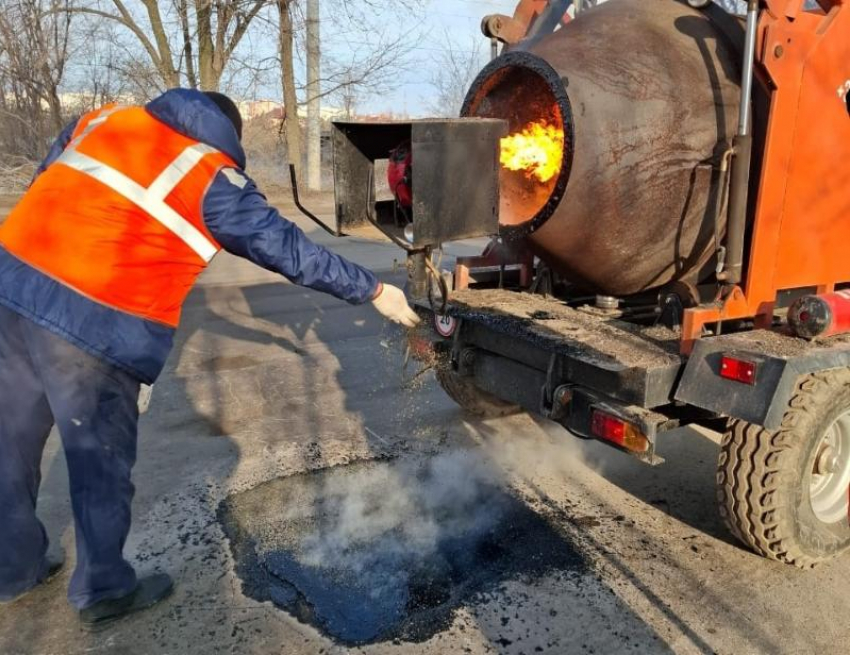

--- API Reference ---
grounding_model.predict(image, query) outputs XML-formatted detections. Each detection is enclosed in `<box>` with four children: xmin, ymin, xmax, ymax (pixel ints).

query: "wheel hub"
<box><xmin>815</xmin><ymin>445</ymin><xmax>839</xmax><ymax>475</ymax></box>
<box><xmin>810</xmin><ymin>417</ymin><xmax>850</xmax><ymax>524</ymax></box>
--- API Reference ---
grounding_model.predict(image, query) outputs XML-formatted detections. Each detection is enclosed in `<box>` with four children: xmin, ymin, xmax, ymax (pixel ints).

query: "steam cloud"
<box><xmin>280</xmin><ymin>421</ymin><xmax>592</xmax><ymax>582</ymax></box>
<box><xmin>289</xmin><ymin>450</ymin><xmax>509</xmax><ymax>581</ymax></box>
<box><xmin>236</xmin><ymin>427</ymin><xmax>594</xmax><ymax>643</ymax></box>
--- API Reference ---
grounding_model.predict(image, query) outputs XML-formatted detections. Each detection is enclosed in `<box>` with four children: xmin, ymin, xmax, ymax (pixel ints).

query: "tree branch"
<box><xmin>59</xmin><ymin>6</ymin><xmax>162</xmax><ymax>71</ymax></box>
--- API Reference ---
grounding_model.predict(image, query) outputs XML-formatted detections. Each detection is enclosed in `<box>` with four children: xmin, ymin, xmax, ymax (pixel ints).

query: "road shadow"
<box><xmin>568</xmin><ymin>422</ymin><xmax>736</xmax><ymax>544</ymax></box>
<box><xmin>0</xmin><ymin>268</ymin><xmax>737</xmax><ymax>654</ymax></box>
<box><xmin>197</xmin><ymin>278</ymin><xmax>676</xmax><ymax>653</ymax></box>
<box><xmin>463</xmin><ymin>416</ymin><xmax>786</xmax><ymax>655</ymax></box>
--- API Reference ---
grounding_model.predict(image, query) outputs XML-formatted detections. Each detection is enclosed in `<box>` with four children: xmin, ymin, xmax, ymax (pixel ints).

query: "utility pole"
<box><xmin>306</xmin><ymin>0</ymin><xmax>322</xmax><ymax>191</ymax></box>
<box><xmin>343</xmin><ymin>72</ymin><xmax>354</xmax><ymax>120</ymax></box>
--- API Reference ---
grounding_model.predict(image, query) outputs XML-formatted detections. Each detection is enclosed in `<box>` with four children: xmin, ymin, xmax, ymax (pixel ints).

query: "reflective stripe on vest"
<box><xmin>57</xmin><ymin>112</ymin><xmax>220</xmax><ymax>262</ymax></box>
<box><xmin>0</xmin><ymin>103</ymin><xmax>236</xmax><ymax>327</ymax></box>
<box><xmin>66</xmin><ymin>105</ymin><xmax>125</xmax><ymax>150</ymax></box>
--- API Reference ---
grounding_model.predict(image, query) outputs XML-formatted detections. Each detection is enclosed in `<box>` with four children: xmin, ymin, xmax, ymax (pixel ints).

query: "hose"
<box><xmin>424</xmin><ymin>255</ymin><xmax>450</xmax><ymax>315</ymax></box>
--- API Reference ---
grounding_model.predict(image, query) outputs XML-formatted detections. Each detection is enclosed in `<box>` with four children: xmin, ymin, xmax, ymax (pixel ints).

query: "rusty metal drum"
<box><xmin>462</xmin><ymin>0</ymin><xmax>743</xmax><ymax>296</ymax></box>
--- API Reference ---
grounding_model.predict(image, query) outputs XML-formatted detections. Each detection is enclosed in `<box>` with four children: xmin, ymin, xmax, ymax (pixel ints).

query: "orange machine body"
<box><xmin>683</xmin><ymin>0</ymin><xmax>850</xmax><ymax>350</ymax></box>
<box><xmin>483</xmin><ymin>0</ymin><xmax>573</xmax><ymax>45</ymax></box>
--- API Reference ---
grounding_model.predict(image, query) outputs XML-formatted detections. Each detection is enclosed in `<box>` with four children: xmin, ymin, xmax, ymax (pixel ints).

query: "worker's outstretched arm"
<box><xmin>202</xmin><ymin>168</ymin><xmax>419</xmax><ymax>326</ymax></box>
<box><xmin>32</xmin><ymin>118</ymin><xmax>78</xmax><ymax>184</ymax></box>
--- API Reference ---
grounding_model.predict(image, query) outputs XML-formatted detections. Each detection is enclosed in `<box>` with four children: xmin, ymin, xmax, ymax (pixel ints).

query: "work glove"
<box><xmin>372</xmin><ymin>283</ymin><xmax>421</xmax><ymax>328</ymax></box>
<box><xmin>138</xmin><ymin>384</ymin><xmax>154</xmax><ymax>414</ymax></box>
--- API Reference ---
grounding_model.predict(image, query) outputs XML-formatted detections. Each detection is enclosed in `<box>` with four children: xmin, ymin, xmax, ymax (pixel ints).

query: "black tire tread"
<box><xmin>718</xmin><ymin>369</ymin><xmax>850</xmax><ymax>568</ymax></box>
<box><xmin>436</xmin><ymin>367</ymin><xmax>521</xmax><ymax>419</ymax></box>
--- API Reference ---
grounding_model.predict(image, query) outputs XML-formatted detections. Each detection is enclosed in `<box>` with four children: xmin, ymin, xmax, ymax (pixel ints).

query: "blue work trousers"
<box><xmin>0</xmin><ymin>305</ymin><xmax>140</xmax><ymax>608</ymax></box>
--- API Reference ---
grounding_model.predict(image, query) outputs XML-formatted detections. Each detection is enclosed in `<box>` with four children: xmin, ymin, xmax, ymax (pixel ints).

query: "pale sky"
<box><xmin>60</xmin><ymin>0</ymin><xmax>751</xmax><ymax>115</ymax></box>
<box><xmin>211</xmin><ymin>0</ymin><xmax>758</xmax><ymax>116</ymax></box>
<box><xmin>333</xmin><ymin>0</ymin><xmax>518</xmax><ymax>116</ymax></box>
<box><xmin>343</xmin><ymin>0</ymin><xmax>746</xmax><ymax>116</ymax></box>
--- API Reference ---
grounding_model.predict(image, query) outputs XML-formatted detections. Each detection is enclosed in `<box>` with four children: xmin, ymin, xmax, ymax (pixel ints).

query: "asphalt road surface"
<box><xmin>1</xmin><ymin>206</ymin><xmax>848</xmax><ymax>655</ymax></box>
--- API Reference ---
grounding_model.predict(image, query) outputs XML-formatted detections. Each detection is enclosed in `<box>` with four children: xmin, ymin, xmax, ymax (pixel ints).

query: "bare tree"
<box><xmin>65</xmin><ymin>0</ymin><xmax>266</xmax><ymax>92</ymax></box>
<box><xmin>277</xmin><ymin>0</ymin><xmax>301</xmax><ymax>178</ymax></box>
<box><xmin>428</xmin><ymin>34</ymin><xmax>485</xmax><ymax>118</ymax></box>
<box><xmin>67</xmin><ymin>22</ymin><xmax>131</xmax><ymax>110</ymax></box>
<box><xmin>269</xmin><ymin>0</ymin><xmax>419</xmax><ymax>180</ymax></box>
<box><xmin>0</xmin><ymin>0</ymin><xmax>74</xmax><ymax>159</ymax></box>
<box><xmin>176</xmin><ymin>0</ymin><xmax>197</xmax><ymax>87</ymax></box>
<box><xmin>195</xmin><ymin>0</ymin><xmax>266</xmax><ymax>89</ymax></box>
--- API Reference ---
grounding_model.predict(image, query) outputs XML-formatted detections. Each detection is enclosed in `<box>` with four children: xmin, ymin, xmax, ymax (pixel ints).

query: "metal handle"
<box><xmin>738</xmin><ymin>0</ymin><xmax>760</xmax><ymax>137</ymax></box>
<box><xmin>718</xmin><ymin>0</ymin><xmax>760</xmax><ymax>285</ymax></box>
<box><xmin>364</xmin><ymin>167</ymin><xmax>414</xmax><ymax>252</ymax></box>
<box><xmin>288</xmin><ymin>164</ymin><xmax>341</xmax><ymax>237</ymax></box>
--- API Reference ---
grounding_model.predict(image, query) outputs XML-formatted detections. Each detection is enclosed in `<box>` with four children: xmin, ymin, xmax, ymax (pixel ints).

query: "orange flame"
<box><xmin>500</xmin><ymin>120</ymin><xmax>564</xmax><ymax>183</ymax></box>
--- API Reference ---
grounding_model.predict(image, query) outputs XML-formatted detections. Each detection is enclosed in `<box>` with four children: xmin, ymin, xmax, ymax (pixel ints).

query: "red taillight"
<box><xmin>592</xmin><ymin>412</ymin><xmax>625</xmax><ymax>441</ymax></box>
<box><xmin>720</xmin><ymin>356</ymin><xmax>757</xmax><ymax>385</ymax></box>
<box><xmin>591</xmin><ymin>411</ymin><xmax>650</xmax><ymax>454</ymax></box>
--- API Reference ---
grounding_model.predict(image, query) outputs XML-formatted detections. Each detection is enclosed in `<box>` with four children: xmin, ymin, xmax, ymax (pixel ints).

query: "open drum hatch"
<box><xmin>461</xmin><ymin>52</ymin><xmax>575</xmax><ymax>238</ymax></box>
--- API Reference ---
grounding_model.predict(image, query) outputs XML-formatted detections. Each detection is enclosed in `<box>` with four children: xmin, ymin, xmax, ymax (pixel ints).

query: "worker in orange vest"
<box><xmin>0</xmin><ymin>89</ymin><xmax>419</xmax><ymax>627</ymax></box>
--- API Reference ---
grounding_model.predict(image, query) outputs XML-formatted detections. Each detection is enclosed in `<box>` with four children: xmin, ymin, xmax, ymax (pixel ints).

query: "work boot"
<box><xmin>0</xmin><ymin>555</ymin><xmax>65</xmax><ymax>606</ymax></box>
<box><xmin>79</xmin><ymin>573</ymin><xmax>174</xmax><ymax>631</ymax></box>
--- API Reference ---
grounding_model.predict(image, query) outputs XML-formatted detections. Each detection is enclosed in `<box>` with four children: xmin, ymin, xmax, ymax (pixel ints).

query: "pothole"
<box><xmin>218</xmin><ymin>451</ymin><xmax>585</xmax><ymax>645</ymax></box>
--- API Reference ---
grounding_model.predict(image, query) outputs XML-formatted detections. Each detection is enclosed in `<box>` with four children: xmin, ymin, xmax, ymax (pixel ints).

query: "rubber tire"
<box><xmin>718</xmin><ymin>370</ymin><xmax>850</xmax><ymax>568</ymax></box>
<box><xmin>436</xmin><ymin>367</ymin><xmax>521</xmax><ymax>419</ymax></box>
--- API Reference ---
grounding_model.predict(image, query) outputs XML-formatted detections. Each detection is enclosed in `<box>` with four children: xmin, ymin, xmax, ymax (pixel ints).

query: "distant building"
<box><xmin>353</xmin><ymin>112</ymin><xmax>411</xmax><ymax>123</ymax></box>
<box><xmin>236</xmin><ymin>100</ymin><xmax>283</xmax><ymax>121</ymax></box>
<box><xmin>236</xmin><ymin>99</ymin><xmax>345</xmax><ymax>123</ymax></box>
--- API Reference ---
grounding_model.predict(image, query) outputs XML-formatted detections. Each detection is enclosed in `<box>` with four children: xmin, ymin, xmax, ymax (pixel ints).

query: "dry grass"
<box><xmin>0</xmin><ymin>160</ymin><xmax>35</xmax><ymax>196</ymax></box>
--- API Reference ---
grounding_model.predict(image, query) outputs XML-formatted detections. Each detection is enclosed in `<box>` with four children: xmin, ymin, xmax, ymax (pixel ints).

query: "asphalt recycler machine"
<box><xmin>293</xmin><ymin>0</ymin><xmax>850</xmax><ymax>568</ymax></box>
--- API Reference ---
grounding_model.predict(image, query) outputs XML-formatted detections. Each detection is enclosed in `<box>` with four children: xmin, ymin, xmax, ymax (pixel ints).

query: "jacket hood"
<box><xmin>145</xmin><ymin>88</ymin><xmax>246</xmax><ymax>169</ymax></box>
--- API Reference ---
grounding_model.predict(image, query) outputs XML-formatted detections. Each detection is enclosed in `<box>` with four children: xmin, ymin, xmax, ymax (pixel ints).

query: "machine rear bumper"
<box><xmin>414</xmin><ymin>289</ymin><xmax>850</xmax><ymax>462</ymax></box>
<box><xmin>676</xmin><ymin>330</ymin><xmax>850</xmax><ymax>430</ymax></box>
<box><xmin>462</xmin><ymin>347</ymin><xmax>676</xmax><ymax>464</ymax></box>
<box><xmin>438</xmin><ymin>288</ymin><xmax>684</xmax><ymax>408</ymax></box>
<box><xmin>413</xmin><ymin>291</ymin><xmax>686</xmax><ymax>463</ymax></box>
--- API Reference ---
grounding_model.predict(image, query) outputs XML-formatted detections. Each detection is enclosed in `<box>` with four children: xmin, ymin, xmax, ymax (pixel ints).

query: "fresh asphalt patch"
<box><xmin>218</xmin><ymin>452</ymin><xmax>586</xmax><ymax>646</ymax></box>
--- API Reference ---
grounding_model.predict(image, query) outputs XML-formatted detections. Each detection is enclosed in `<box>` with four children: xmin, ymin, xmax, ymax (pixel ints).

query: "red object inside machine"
<box><xmin>388</xmin><ymin>141</ymin><xmax>413</xmax><ymax>208</ymax></box>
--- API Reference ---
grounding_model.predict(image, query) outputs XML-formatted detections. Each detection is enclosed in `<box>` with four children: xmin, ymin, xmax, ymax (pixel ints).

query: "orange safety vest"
<box><xmin>0</xmin><ymin>105</ymin><xmax>237</xmax><ymax>327</ymax></box>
